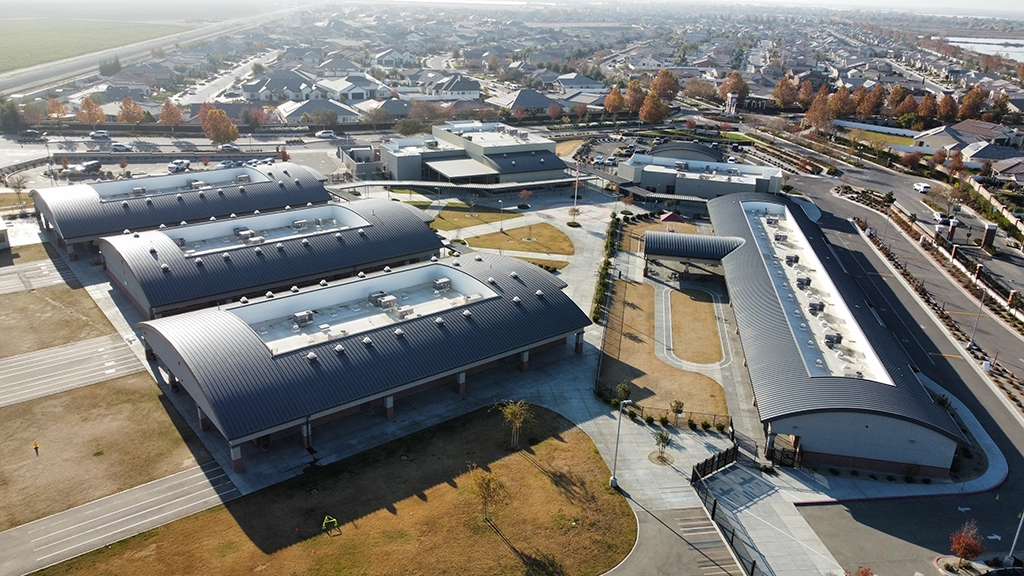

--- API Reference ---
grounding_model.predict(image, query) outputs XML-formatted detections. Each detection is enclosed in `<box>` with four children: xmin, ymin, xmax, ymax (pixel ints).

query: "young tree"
<box><xmin>568</xmin><ymin>205</ymin><xmax>582</xmax><ymax>224</ymax></box>
<box><xmin>364</xmin><ymin>107</ymin><xmax>392</xmax><ymax>130</ymax></box>
<box><xmin>46</xmin><ymin>98</ymin><xmax>66</xmax><ymax>125</ymax></box>
<box><xmin>393</xmin><ymin>118</ymin><xmax>428</xmax><ymax>135</ymax></box>
<box><xmin>197</xmin><ymin>102</ymin><xmax>216</xmax><ymax>132</ymax></box>
<box><xmin>511</xmin><ymin>105</ymin><xmax>527</xmax><ymax>121</ymax></box>
<box><xmin>279</xmin><ymin>146</ymin><xmax>290</xmax><ymax>162</ymax></box>
<box><xmin>980</xmin><ymin>159</ymin><xmax>993</xmax><ymax>177</ymax></box>
<box><xmin>670</xmin><ymin>400</ymin><xmax>684</xmax><ymax>426</ymax></box>
<box><xmin>160</xmin><ymin>100</ymin><xmax>183</xmax><ymax>135</ymax></box>
<box><xmin>655</xmin><ymin>430</ymin><xmax>671</xmax><ymax>461</ymax></box>
<box><xmin>202</xmin><ymin>108</ymin><xmax>239</xmax><ymax>145</ymax></box>
<box><xmin>487</xmin><ymin>55</ymin><xmax>502</xmax><ymax>74</ymax></box>
<box><xmin>76</xmin><ymin>97</ymin><xmax>106</xmax><ymax>129</ymax></box>
<box><xmin>251</xmin><ymin>62</ymin><xmax>264</xmax><ymax>76</ymax></box>
<box><xmin>467</xmin><ymin>464</ymin><xmax>508</xmax><ymax>521</ymax></box>
<box><xmin>572</xmin><ymin>102</ymin><xmax>588</xmax><ymax>121</ymax></box>
<box><xmin>118</xmin><ymin>157</ymin><xmax>128</xmax><ymax>175</ymax></box>
<box><xmin>958</xmin><ymin>85</ymin><xmax>985</xmax><ymax>120</ymax></box>
<box><xmin>616</xmin><ymin>381</ymin><xmax>632</xmax><ymax>402</ymax></box>
<box><xmin>797</xmin><ymin>80</ymin><xmax>815</xmax><ymax>109</ymax></box>
<box><xmin>900</xmin><ymin>151</ymin><xmax>924</xmax><ymax>169</ymax></box>
<box><xmin>117</xmin><ymin>97</ymin><xmax>145</xmax><ymax>129</ymax></box>
<box><xmin>918</xmin><ymin>93</ymin><xmax>938</xmax><ymax>119</ymax></box>
<box><xmin>947</xmin><ymin>150</ymin><xmax>966</xmax><ymax>177</ymax></box>
<box><xmin>950</xmin><ymin>519</ymin><xmax>984</xmax><ymax>568</ymax></box>
<box><xmin>938</xmin><ymin>95</ymin><xmax>959</xmax><ymax>123</ymax></box>
<box><xmin>625</xmin><ymin>80</ymin><xmax>646</xmax><ymax>112</ymax></box>
<box><xmin>650</xmin><ymin>68</ymin><xmax>680</xmax><ymax>100</ymax></box>
<box><xmin>604</xmin><ymin>87</ymin><xmax>625</xmax><ymax>117</ymax></box>
<box><xmin>547</xmin><ymin>102</ymin><xmax>562</xmax><ymax>121</ymax></box>
<box><xmin>0</xmin><ymin>93</ymin><xmax>20</xmax><ymax>132</ymax></box>
<box><xmin>771</xmin><ymin>78</ymin><xmax>797</xmax><ymax>109</ymax></box>
<box><xmin>639</xmin><ymin>91</ymin><xmax>669</xmax><ymax>124</ymax></box>
<box><xmin>718</xmin><ymin>71</ymin><xmax>749</xmax><ymax>101</ymax></box>
<box><xmin>498</xmin><ymin>400</ymin><xmax>533</xmax><ymax>449</ymax></box>
<box><xmin>5</xmin><ymin>173</ymin><xmax>30</xmax><ymax>206</ymax></box>
<box><xmin>929</xmin><ymin>148</ymin><xmax>947</xmax><ymax>168</ymax></box>
<box><xmin>310</xmin><ymin>109</ymin><xmax>338</xmax><ymax>129</ymax></box>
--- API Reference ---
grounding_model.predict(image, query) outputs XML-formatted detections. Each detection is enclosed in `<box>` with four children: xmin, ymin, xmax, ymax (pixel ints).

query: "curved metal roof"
<box><xmin>33</xmin><ymin>163</ymin><xmax>331</xmax><ymax>243</ymax></box>
<box><xmin>707</xmin><ymin>194</ymin><xmax>964</xmax><ymax>443</ymax></box>
<box><xmin>649</xmin><ymin>141</ymin><xmax>725</xmax><ymax>163</ymax></box>
<box><xmin>138</xmin><ymin>254</ymin><xmax>591</xmax><ymax>442</ymax></box>
<box><xmin>100</xmin><ymin>200</ymin><xmax>443</xmax><ymax>312</ymax></box>
<box><xmin>643</xmin><ymin>231</ymin><xmax>744</xmax><ymax>261</ymax></box>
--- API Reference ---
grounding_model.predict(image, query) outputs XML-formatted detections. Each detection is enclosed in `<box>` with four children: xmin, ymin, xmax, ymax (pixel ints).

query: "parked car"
<box><xmin>214</xmin><ymin>160</ymin><xmax>235</xmax><ymax>170</ymax></box>
<box><xmin>167</xmin><ymin>159</ymin><xmax>191</xmax><ymax>173</ymax></box>
<box><xmin>244</xmin><ymin>159</ymin><xmax>260</xmax><ymax>167</ymax></box>
<box><xmin>258</xmin><ymin>158</ymin><xmax>274</xmax><ymax>165</ymax></box>
<box><xmin>81</xmin><ymin>160</ymin><xmax>103</xmax><ymax>173</ymax></box>
<box><xmin>913</xmin><ymin>182</ymin><xmax>931</xmax><ymax>193</ymax></box>
<box><xmin>727</xmin><ymin>156</ymin><xmax>737</xmax><ymax>163</ymax></box>
<box><xmin>17</xmin><ymin>129</ymin><xmax>45</xmax><ymax>142</ymax></box>
<box><xmin>110</xmin><ymin>143</ymin><xmax>133</xmax><ymax>152</ymax></box>
<box><xmin>218</xmin><ymin>143</ymin><xmax>240</xmax><ymax>152</ymax></box>
<box><xmin>314</xmin><ymin>130</ymin><xmax>336</xmax><ymax>139</ymax></box>
<box><xmin>595</xmin><ymin>155</ymin><xmax>603</xmax><ymax>164</ymax></box>
<box><xmin>89</xmin><ymin>130</ymin><xmax>110</xmax><ymax>139</ymax></box>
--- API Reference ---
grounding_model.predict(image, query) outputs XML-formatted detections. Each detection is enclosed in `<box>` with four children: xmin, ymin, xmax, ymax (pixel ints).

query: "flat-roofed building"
<box><xmin>617</xmin><ymin>154</ymin><xmax>782</xmax><ymax>198</ymax></box>
<box><xmin>33</xmin><ymin>163</ymin><xmax>332</xmax><ymax>257</ymax></box>
<box><xmin>100</xmin><ymin>199</ymin><xmax>443</xmax><ymax>318</ymax></box>
<box><xmin>139</xmin><ymin>254</ymin><xmax>591</xmax><ymax>471</ymax></box>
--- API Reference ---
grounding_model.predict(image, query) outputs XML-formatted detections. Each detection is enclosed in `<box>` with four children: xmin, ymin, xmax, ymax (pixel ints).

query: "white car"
<box><xmin>913</xmin><ymin>182</ymin><xmax>931</xmax><ymax>193</ymax></box>
<box><xmin>89</xmin><ymin>130</ymin><xmax>110</xmax><ymax>139</ymax></box>
<box><xmin>218</xmin><ymin>143</ymin><xmax>240</xmax><ymax>152</ymax></box>
<box><xmin>110</xmin><ymin>143</ymin><xmax>133</xmax><ymax>152</ymax></box>
<box><xmin>167</xmin><ymin>159</ymin><xmax>191</xmax><ymax>173</ymax></box>
<box><xmin>315</xmin><ymin>130</ymin><xmax>335</xmax><ymax>139</ymax></box>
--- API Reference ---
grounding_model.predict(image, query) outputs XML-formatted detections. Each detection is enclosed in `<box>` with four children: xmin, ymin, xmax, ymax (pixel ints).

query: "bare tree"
<box><xmin>655</xmin><ymin>430</ymin><xmax>671</xmax><ymax>461</ymax></box>
<box><xmin>467</xmin><ymin>464</ymin><xmax>508</xmax><ymax>520</ymax></box>
<box><xmin>568</xmin><ymin>206</ymin><xmax>582</xmax><ymax>224</ymax></box>
<box><xmin>498</xmin><ymin>400</ymin><xmax>533</xmax><ymax>449</ymax></box>
<box><xmin>5</xmin><ymin>173</ymin><xmax>30</xmax><ymax>206</ymax></box>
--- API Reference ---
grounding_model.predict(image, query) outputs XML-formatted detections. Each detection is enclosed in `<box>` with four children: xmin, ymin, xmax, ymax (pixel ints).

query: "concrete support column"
<box><xmin>385</xmin><ymin>395</ymin><xmax>394</xmax><ymax>420</ymax></box>
<box><xmin>301</xmin><ymin>422</ymin><xmax>312</xmax><ymax>448</ymax></box>
<box><xmin>198</xmin><ymin>406</ymin><xmax>210</xmax><ymax>431</ymax></box>
<box><xmin>144</xmin><ymin>342</ymin><xmax>156</xmax><ymax>361</ymax></box>
<box><xmin>230</xmin><ymin>445</ymin><xmax>243</xmax><ymax>472</ymax></box>
<box><xmin>574</xmin><ymin>332</ymin><xmax>584</xmax><ymax>354</ymax></box>
<box><xmin>519</xmin><ymin>350</ymin><xmax>530</xmax><ymax>372</ymax></box>
<box><xmin>66</xmin><ymin>242</ymin><xmax>77</xmax><ymax>261</ymax></box>
<box><xmin>169</xmin><ymin>376</ymin><xmax>180</xmax><ymax>393</ymax></box>
<box><xmin>457</xmin><ymin>371</ymin><xmax>466</xmax><ymax>395</ymax></box>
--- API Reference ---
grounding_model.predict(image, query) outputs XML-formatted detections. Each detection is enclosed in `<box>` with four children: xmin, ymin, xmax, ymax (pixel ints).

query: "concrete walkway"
<box><xmin>0</xmin><ymin>257</ymin><xmax>75</xmax><ymax>295</ymax></box>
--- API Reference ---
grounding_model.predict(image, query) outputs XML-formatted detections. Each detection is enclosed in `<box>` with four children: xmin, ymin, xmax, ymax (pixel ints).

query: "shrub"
<box><xmin>567</xmin><ymin>221</ymin><xmax>582</xmax><ymax>228</ymax></box>
<box><xmin>700</xmin><ymin>420</ymin><xmax>711</xmax><ymax>430</ymax></box>
<box><xmin>943</xmin><ymin>562</ymin><xmax>957</xmax><ymax>572</ymax></box>
<box><xmin>627</xmin><ymin>410</ymin><xmax>637</xmax><ymax>420</ymax></box>
<box><xmin>610</xmin><ymin>398</ymin><xmax>619</xmax><ymax>408</ymax></box>
<box><xmin>714</xmin><ymin>422</ymin><xmax>726</xmax><ymax>433</ymax></box>
<box><xmin>659</xmin><ymin>415</ymin><xmax>670</xmax><ymax>426</ymax></box>
<box><xmin>687</xmin><ymin>419</ymin><xmax>697</xmax><ymax>430</ymax></box>
<box><xmin>644</xmin><ymin>414</ymin><xmax>655</xmax><ymax>425</ymax></box>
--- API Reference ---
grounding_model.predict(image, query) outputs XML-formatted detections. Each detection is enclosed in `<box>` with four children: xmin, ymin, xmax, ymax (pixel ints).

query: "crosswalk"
<box><xmin>674</xmin><ymin>508</ymin><xmax>744</xmax><ymax>576</ymax></box>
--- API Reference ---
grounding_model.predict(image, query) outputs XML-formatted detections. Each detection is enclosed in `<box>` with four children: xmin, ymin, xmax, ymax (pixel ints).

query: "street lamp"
<box><xmin>1007</xmin><ymin>503</ymin><xmax>1024</xmax><ymax>566</ymax></box>
<box><xmin>43</xmin><ymin>135</ymin><xmax>55</xmax><ymax>186</ymax></box>
<box><xmin>609</xmin><ymin>399</ymin><xmax>634</xmax><ymax>488</ymax></box>
<box><xmin>968</xmin><ymin>282</ymin><xmax>986</xmax><ymax>350</ymax></box>
<box><xmin>498</xmin><ymin>199</ymin><xmax>504</xmax><ymax>232</ymax></box>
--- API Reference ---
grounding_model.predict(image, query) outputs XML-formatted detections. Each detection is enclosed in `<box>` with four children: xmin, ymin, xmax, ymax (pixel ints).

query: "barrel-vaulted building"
<box><xmin>100</xmin><ymin>199</ymin><xmax>444</xmax><ymax>318</ymax></box>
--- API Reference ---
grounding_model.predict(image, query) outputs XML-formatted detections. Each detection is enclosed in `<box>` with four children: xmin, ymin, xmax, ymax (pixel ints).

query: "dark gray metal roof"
<box><xmin>643</xmin><ymin>231</ymin><xmax>744</xmax><ymax>261</ymax></box>
<box><xmin>138</xmin><ymin>254</ymin><xmax>591</xmax><ymax>442</ymax></box>
<box><xmin>484</xmin><ymin>150</ymin><xmax>566</xmax><ymax>174</ymax></box>
<box><xmin>100</xmin><ymin>200</ymin><xmax>443</xmax><ymax>313</ymax></box>
<box><xmin>33</xmin><ymin>163</ymin><xmax>331</xmax><ymax>244</ymax></box>
<box><xmin>707</xmin><ymin>194</ymin><xmax>965</xmax><ymax>443</ymax></box>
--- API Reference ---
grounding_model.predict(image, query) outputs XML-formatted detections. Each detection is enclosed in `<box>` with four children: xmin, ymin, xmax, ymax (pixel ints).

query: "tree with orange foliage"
<box><xmin>625</xmin><ymin>80</ymin><xmax>646</xmax><ymax>112</ymax></box>
<box><xmin>159</xmin><ymin>100</ymin><xmax>183</xmax><ymax>135</ymax></box>
<box><xmin>201</xmin><ymin>108</ymin><xmax>238</xmax><ymax>145</ymax></box>
<box><xmin>604</xmin><ymin>87</ymin><xmax>625</xmax><ymax>117</ymax></box>
<box><xmin>918</xmin><ymin>93</ymin><xmax>937</xmax><ymax>119</ymax></box>
<box><xmin>938</xmin><ymin>95</ymin><xmax>958</xmax><ymax>123</ymax></box>
<box><xmin>650</xmin><ymin>68</ymin><xmax>680</xmax><ymax>100</ymax></box>
<box><xmin>950</xmin><ymin>519</ymin><xmax>984</xmax><ymax>568</ymax></box>
<box><xmin>46</xmin><ymin>98</ymin><xmax>66</xmax><ymax>124</ymax></box>
<box><xmin>797</xmin><ymin>80</ymin><xmax>815</xmax><ymax>109</ymax></box>
<box><xmin>117</xmin><ymin>97</ymin><xmax>145</xmax><ymax>129</ymax></box>
<box><xmin>639</xmin><ymin>91</ymin><xmax>669</xmax><ymax>124</ymax></box>
<box><xmin>76</xmin><ymin>97</ymin><xmax>105</xmax><ymax>129</ymax></box>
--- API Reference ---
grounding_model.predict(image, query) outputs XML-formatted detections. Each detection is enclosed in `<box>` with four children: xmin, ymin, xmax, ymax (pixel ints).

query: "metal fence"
<box><xmin>691</xmin><ymin>443</ymin><xmax>738</xmax><ymax>482</ymax></box>
<box><xmin>692</xmin><ymin>475</ymin><xmax>776</xmax><ymax>576</ymax></box>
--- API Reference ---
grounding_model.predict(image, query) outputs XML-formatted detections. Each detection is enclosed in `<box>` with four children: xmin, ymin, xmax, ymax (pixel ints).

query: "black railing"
<box><xmin>692</xmin><ymin>476</ymin><xmax>776</xmax><ymax>576</ymax></box>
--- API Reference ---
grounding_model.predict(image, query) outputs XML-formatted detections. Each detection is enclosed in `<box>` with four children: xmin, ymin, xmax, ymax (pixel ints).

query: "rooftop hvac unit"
<box><xmin>824</xmin><ymin>333</ymin><xmax>843</xmax><ymax>348</ymax></box>
<box><xmin>395</xmin><ymin>305</ymin><xmax>415</xmax><ymax>319</ymax></box>
<box><xmin>368</xmin><ymin>290</ymin><xmax>387</xmax><ymax>306</ymax></box>
<box><xmin>292</xmin><ymin>219</ymin><xmax>308</xmax><ymax>231</ymax></box>
<box><xmin>433</xmin><ymin>277</ymin><xmax>451</xmax><ymax>291</ymax></box>
<box><xmin>132</xmin><ymin>187</ymin><xmax>147</xmax><ymax>196</ymax></box>
<box><xmin>236</xmin><ymin>174</ymin><xmax>250</xmax><ymax>184</ymax></box>
<box><xmin>238</xmin><ymin>229</ymin><xmax>255</xmax><ymax>240</ymax></box>
<box><xmin>425</xmin><ymin>140</ymin><xmax>438</xmax><ymax>149</ymax></box>
<box><xmin>379</xmin><ymin>294</ymin><xmax>398</xmax><ymax>309</ymax></box>
<box><xmin>785</xmin><ymin>254</ymin><xmax>799</xmax><ymax>266</ymax></box>
<box><xmin>293</xmin><ymin>310</ymin><xmax>314</xmax><ymax>327</ymax></box>
<box><xmin>808</xmin><ymin>301</ymin><xmax>825</xmax><ymax>314</ymax></box>
<box><xmin>233</xmin><ymin>227</ymin><xmax>251</xmax><ymax>237</ymax></box>
<box><xmin>507</xmin><ymin>129</ymin><xmax>517</xmax><ymax>137</ymax></box>
<box><xmin>314</xmin><ymin>218</ymin><xmax>324</xmax><ymax>227</ymax></box>
<box><xmin>766</xmin><ymin>217</ymin><xmax>778</xmax><ymax>225</ymax></box>
<box><xmin>796</xmin><ymin>276</ymin><xmax>811</xmax><ymax>289</ymax></box>
<box><xmin>175</xmin><ymin>237</ymin><xmax>187</xmax><ymax>247</ymax></box>
<box><xmin>774</xmin><ymin>233</ymin><xmax>787</xmax><ymax>242</ymax></box>
<box><xmin>190</xmin><ymin>181</ymin><xmax>206</xmax><ymax>190</ymax></box>
<box><xmin>244</xmin><ymin>235</ymin><xmax>265</xmax><ymax>245</ymax></box>
<box><xmin>674</xmin><ymin>161</ymin><xmax>689</xmax><ymax>171</ymax></box>
<box><xmin>464</xmin><ymin>135</ymin><xmax>472</xmax><ymax>141</ymax></box>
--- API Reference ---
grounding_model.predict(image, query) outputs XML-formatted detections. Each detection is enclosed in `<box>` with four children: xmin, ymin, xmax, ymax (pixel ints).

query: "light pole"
<box><xmin>43</xmin><ymin>135</ymin><xmax>55</xmax><ymax>186</ymax></box>
<box><xmin>610</xmin><ymin>399</ymin><xmax>634</xmax><ymax>488</ymax></box>
<box><xmin>968</xmin><ymin>284</ymin><xmax>986</xmax><ymax>350</ymax></box>
<box><xmin>1007</xmin><ymin>504</ymin><xmax>1024</xmax><ymax>566</ymax></box>
<box><xmin>498</xmin><ymin>199</ymin><xmax>504</xmax><ymax>232</ymax></box>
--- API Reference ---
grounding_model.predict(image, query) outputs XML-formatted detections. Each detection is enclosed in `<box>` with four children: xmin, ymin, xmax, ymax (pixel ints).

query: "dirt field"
<box><xmin>671</xmin><ymin>288</ymin><xmax>722</xmax><ymax>364</ymax></box>
<box><xmin>0</xmin><ymin>283</ymin><xmax>114</xmax><ymax>359</ymax></box>
<box><xmin>600</xmin><ymin>280</ymin><xmax>728</xmax><ymax>416</ymax></box>
<box><xmin>0</xmin><ymin>242</ymin><xmax>57</xmax><ymax>267</ymax></box>
<box><xmin>407</xmin><ymin>201</ymin><xmax>523</xmax><ymax>232</ymax></box>
<box><xmin>468</xmin><ymin>223</ymin><xmax>575</xmax><ymax>255</ymax></box>
<box><xmin>0</xmin><ymin>372</ymin><xmax>212</xmax><ymax>531</ymax></box>
<box><xmin>622</xmin><ymin>219</ymin><xmax>697</xmax><ymax>252</ymax></box>
<box><xmin>38</xmin><ymin>407</ymin><xmax>635</xmax><ymax>576</ymax></box>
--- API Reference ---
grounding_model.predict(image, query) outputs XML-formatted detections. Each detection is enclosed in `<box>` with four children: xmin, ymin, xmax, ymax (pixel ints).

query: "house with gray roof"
<box><xmin>99</xmin><ymin>199</ymin><xmax>443</xmax><ymax>318</ymax></box>
<box><xmin>139</xmin><ymin>253</ymin><xmax>591</xmax><ymax>471</ymax></box>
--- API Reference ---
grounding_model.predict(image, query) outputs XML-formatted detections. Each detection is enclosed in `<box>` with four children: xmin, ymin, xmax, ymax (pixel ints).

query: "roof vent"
<box><xmin>358</xmin><ymin>271</ymin><xmax>366</xmax><ymax>278</ymax></box>
<box><xmin>176</xmin><ymin>194</ymin><xmax>183</xmax><ymax>201</ymax></box>
<box><xmin>134</xmin><ymin>232</ymin><xmax>141</xmax><ymax>238</ymax></box>
<box><xmin>320</xmin><ymin>279</ymin><xmax>328</xmax><ymax>287</ymax></box>
<box><xmin>510</xmin><ymin>271</ymin><xmax>518</xmax><ymax>279</ymax></box>
<box><xmin>452</xmin><ymin>260</ymin><xmax>460</xmax><ymax>266</ymax></box>
<box><xmin>267</xmin><ymin>172</ymin><xmax>273</xmax><ymax>178</ymax></box>
<box><xmin>487</xmin><ymin>277</ymin><xmax>496</xmax><ymax>284</ymax></box>
<box><xmin>283</xmin><ymin>169</ymin><xmax>289</xmax><ymax>176</ymax></box>
<box><xmin>198</xmin><ymin>191</ymin><xmax>205</xmax><ymax>198</ymax></box>
<box><xmin>535</xmin><ymin>290</ymin><xmax>544</xmax><ymax>297</ymax></box>
<box><xmin>239</xmin><ymin>186</ymin><xmax>246</xmax><ymax>193</ymax></box>
<box><xmin>217</xmin><ymin>188</ymin><xmax>224</xmax><ymax>195</ymax></box>
<box><xmin>222</xmin><ymin>252</ymin><xmax>231</xmax><ymax>260</ymax></box>
<box><xmin>434</xmin><ymin>317</ymin><xmax>445</xmax><ymax>326</ymax></box>
<box><xmin>240</xmin><ymin>297</ymin><xmax>249</xmax><ymax>304</ymax></box>
<box><xmin>121</xmin><ymin>200</ymin><xmax>129</xmax><ymax>208</ymax></box>
<box><xmin>161</xmin><ymin>263</ymin><xmax>170</xmax><ymax>272</ymax></box>
<box><xmin>276</xmin><ymin>243</ymin><xmax>285</xmax><ymax>251</ymax></box>
<box><xmin>394</xmin><ymin>328</ymin><xmax>405</xmax><ymax>337</ymax></box>
<box><xmin>306</xmin><ymin>351</ymin><xmax>318</xmax><ymax>362</ymax></box>
<box><xmin>123</xmin><ymin>229</ymin><xmax>131</xmax><ymax>235</ymax></box>
<box><xmin>452</xmin><ymin>251</ymin><xmax>461</xmax><ymax>257</ymax></box>
<box><xmin>230</xmin><ymin>213</ymin><xmax>237</xmax><ymax>218</ymax></box>
<box><xmin>286</xmin><ymin>205</ymin><xmax>293</xmax><ymax>210</ymax></box>
<box><xmin>209</xmin><ymin>216</ymin><xmax>216</xmax><ymax>221</ymax></box>
<box><xmin>291</xmin><ymin>285</ymin><xmax>300</xmax><ymax>293</ymax></box>
<box><xmin>362</xmin><ymin>336</ymin><xmax>373</xmax><ymax>346</ymax></box>
<box><xmin>195</xmin><ymin>258</ymin><xmax>204</xmax><ymax>266</ymax></box>
<box><xmin>335</xmin><ymin>232</ymin><xmax>343</xmax><ymax>239</ymax></box>
<box><xmin>307</xmin><ymin>202</ymin><xmax>313</xmax><ymax>207</ymax></box>
<box><xmin>279</xmin><ymin>180</ymin><xmax>285</xmax><ymax>188</ymax></box>
<box><xmin>295</xmin><ymin>179</ymin><xmax>301</xmax><ymax>185</ymax></box>
<box><xmin>266</xmin><ymin>291</ymin><xmax>274</xmax><ymax>298</ymax></box>
<box><xmin>383</xmin><ymin>266</ymin><xmax>392</xmax><ymax>272</ymax></box>
<box><xmin>146</xmin><ymin>198</ymin><xmax>153</xmax><ymax>205</ymax></box>
<box><xmin>540</xmin><ymin>158</ymin><xmax>545</xmax><ymax>163</ymax></box>
<box><xmin>511</xmin><ymin>160</ymin><xmax>516</xmax><ymax>166</ymax></box>
<box><xmin>254</xmin><ymin>210</ymin><xmax>260</xmax><ymax>215</ymax></box>
<box><xmin>180</xmin><ymin>221</ymin><xmax>187</xmax><ymax>226</ymax></box>
<box><xmin>254</xmin><ymin>247</ymin><xmax>263</xmax><ymax>254</ymax></box>
<box><xmin>430</xmin><ymin>256</ymin><xmax>438</xmax><ymax>262</ymax></box>
<box><xmin>334</xmin><ymin>344</ymin><xmax>345</xmax><ymax>354</ymax></box>
<box><xmin>358</xmin><ymin>228</ymin><xmax>366</xmax><ymax>235</ymax></box>
<box><xmin>512</xmin><ymin>296</ymin><xmax>521</xmax><ymax>304</ymax></box>
<box><xmin>475</xmin><ymin>255</ymin><xmax>483</xmax><ymax>261</ymax></box>
<box><xmin>462</xmin><ymin>310</ymin><xmax>472</xmax><ymax>318</ymax></box>
<box><xmin>302</xmin><ymin>238</ymin><xmax>310</xmax><ymax>246</ymax></box>
<box><xmin>158</xmin><ymin>224</ymin><xmax>165</xmax><ymax>228</ymax></box>
<box><xmin>149</xmin><ymin>246</ymin><xmax>156</xmax><ymax>254</ymax></box>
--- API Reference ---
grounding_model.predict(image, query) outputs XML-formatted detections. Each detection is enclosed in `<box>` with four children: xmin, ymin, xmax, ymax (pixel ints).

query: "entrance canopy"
<box><xmin>426</xmin><ymin>158</ymin><xmax>499</xmax><ymax>180</ymax></box>
<box><xmin>643</xmin><ymin>231</ymin><xmax>744</xmax><ymax>262</ymax></box>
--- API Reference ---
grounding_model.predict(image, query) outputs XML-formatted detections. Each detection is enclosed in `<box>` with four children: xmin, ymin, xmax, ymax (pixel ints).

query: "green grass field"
<box><xmin>0</xmin><ymin>20</ymin><xmax>184</xmax><ymax>73</ymax></box>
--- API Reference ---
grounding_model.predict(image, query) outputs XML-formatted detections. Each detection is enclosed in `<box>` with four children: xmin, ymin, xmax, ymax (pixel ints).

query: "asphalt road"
<box><xmin>0</xmin><ymin>461</ymin><xmax>238</xmax><ymax>576</ymax></box>
<box><xmin>0</xmin><ymin>334</ymin><xmax>144</xmax><ymax>409</ymax></box>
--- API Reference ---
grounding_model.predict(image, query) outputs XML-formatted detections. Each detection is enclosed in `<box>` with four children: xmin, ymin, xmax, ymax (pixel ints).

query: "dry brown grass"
<box><xmin>555</xmin><ymin>139</ymin><xmax>584</xmax><ymax>156</ymax></box>
<box><xmin>0</xmin><ymin>283</ymin><xmax>113</xmax><ymax>358</ymax></box>
<box><xmin>671</xmin><ymin>289</ymin><xmax>722</xmax><ymax>364</ymax></box>
<box><xmin>0</xmin><ymin>242</ymin><xmax>57</xmax><ymax>267</ymax></box>
<box><xmin>469</xmin><ymin>223</ymin><xmax>575</xmax><ymax>255</ymax></box>
<box><xmin>0</xmin><ymin>372</ymin><xmax>212</xmax><ymax>531</ymax></box>
<box><xmin>517</xmin><ymin>257</ymin><xmax>570</xmax><ymax>271</ymax></box>
<box><xmin>600</xmin><ymin>280</ymin><xmax>727</xmax><ymax>416</ymax></box>
<box><xmin>621</xmin><ymin>219</ymin><xmax>697</xmax><ymax>252</ymax></box>
<box><xmin>37</xmin><ymin>407</ymin><xmax>635</xmax><ymax>576</ymax></box>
